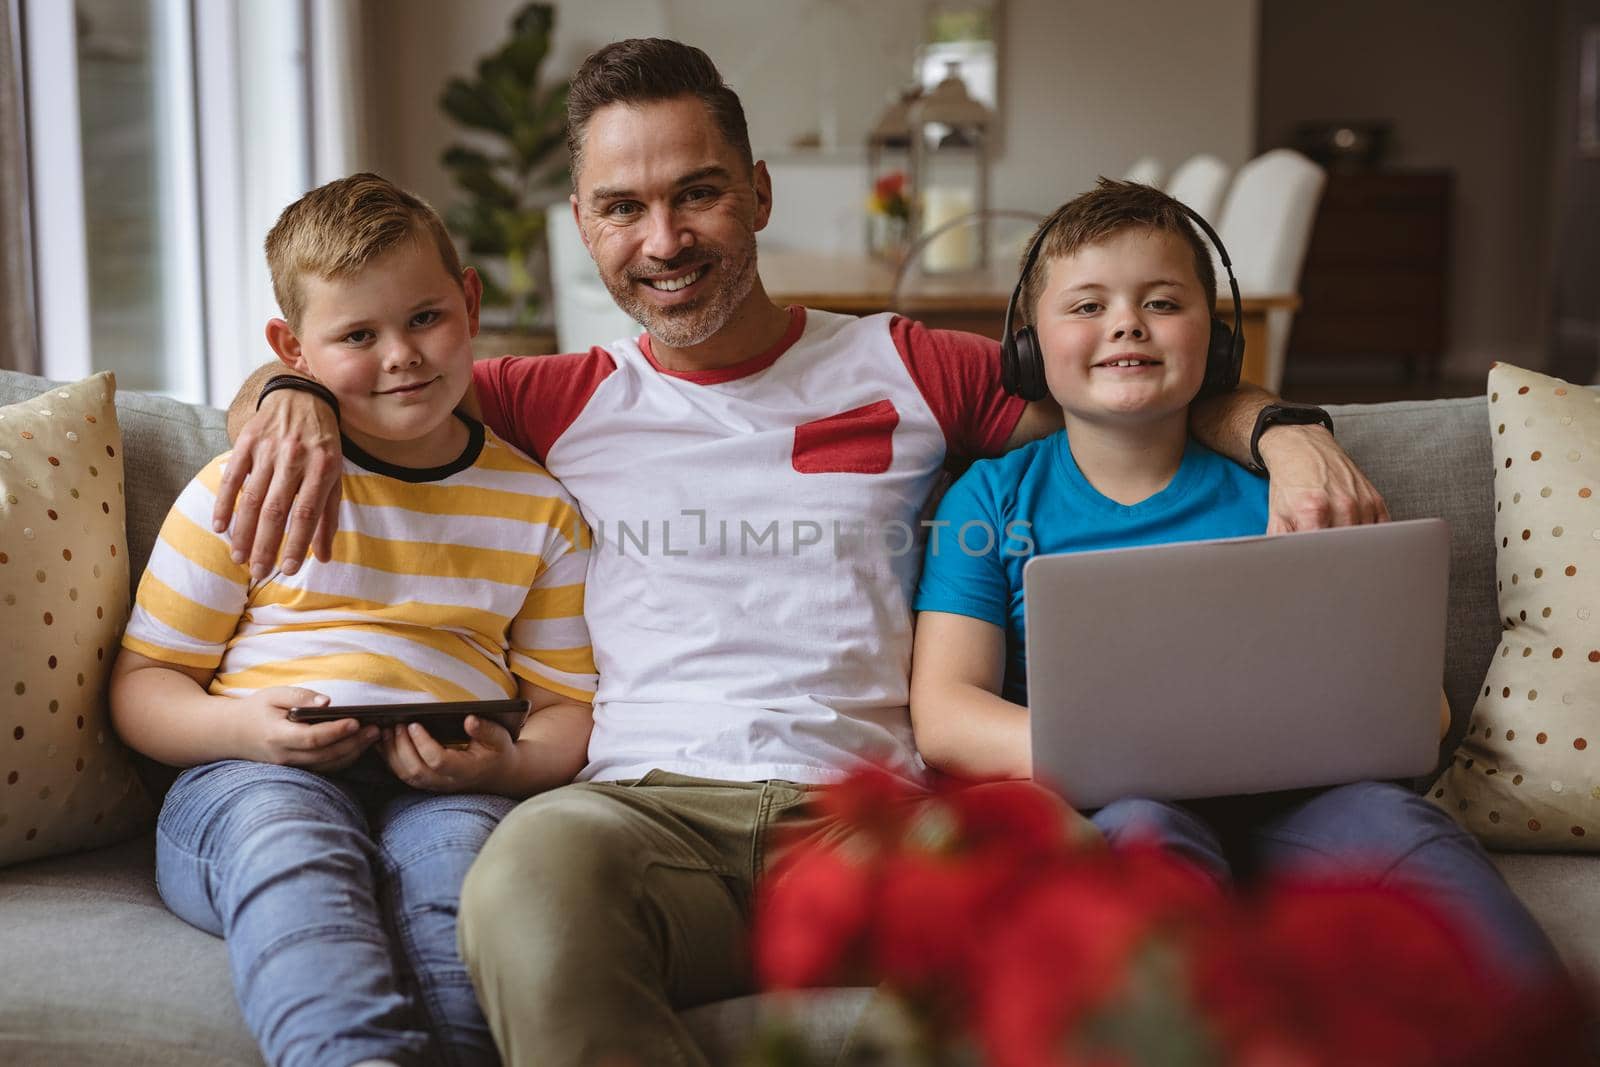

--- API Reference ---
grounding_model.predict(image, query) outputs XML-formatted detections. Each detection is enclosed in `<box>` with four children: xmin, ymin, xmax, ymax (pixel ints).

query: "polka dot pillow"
<box><xmin>0</xmin><ymin>372</ymin><xmax>152</xmax><ymax>867</ymax></box>
<box><xmin>1433</xmin><ymin>363</ymin><xmax>1600</xmax><ymax>850</ymax></box>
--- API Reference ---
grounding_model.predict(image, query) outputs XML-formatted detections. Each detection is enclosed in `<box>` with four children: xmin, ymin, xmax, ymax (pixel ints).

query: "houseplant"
<box><xmin>438</xmin><ymin>2</ymin><xmax>569</xmax><ymax>337</ymax></box>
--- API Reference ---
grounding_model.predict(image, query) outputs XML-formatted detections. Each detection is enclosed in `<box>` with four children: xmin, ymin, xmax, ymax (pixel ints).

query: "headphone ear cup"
<box><xmin>1001</xmin><ymin>330</ymin><xmax>1022</xmax><ymax>397</ymax></box>
<box><xmin>1203</xmin><ymin>317</ymin><xmax>1243</xmax><ymax>395</ymax></box>
<box><xmin>1010</xmin><ymin>326</ymin><xmax>1049</xmax><ymax>402</ymax></box>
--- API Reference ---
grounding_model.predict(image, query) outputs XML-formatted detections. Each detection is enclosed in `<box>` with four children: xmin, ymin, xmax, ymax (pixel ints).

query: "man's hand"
<box><xmin>1258</xmin><ymin>424</ymin><xmax>1389</xmax><ymax>533</ymax></box>
<box><xmin>379</xmin><ymin>716</ymin><xmax>520</xmax><ymax>794</ymax></box>
<box><xmin>215</xmin><ymin>386</ymin><xmax>343</xmax><ymax>580</ymax></box>
<box><xmin>235</xmin><ymin>687</ymin><xmax>380</xmax><ymax>773</ymax></box>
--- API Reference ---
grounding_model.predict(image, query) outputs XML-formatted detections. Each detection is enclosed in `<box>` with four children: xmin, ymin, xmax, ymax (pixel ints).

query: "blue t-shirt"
<box><xmin>914</xmin><ymin>430</ymin><xmax>1268</xmax><ymax>703</ymax></box>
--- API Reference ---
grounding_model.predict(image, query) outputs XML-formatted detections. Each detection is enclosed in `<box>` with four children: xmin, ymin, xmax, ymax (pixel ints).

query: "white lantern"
<box><xmin>907</xmin><ymin>62</ymin><xmax>992</xmax><ymax>273</ymax></box>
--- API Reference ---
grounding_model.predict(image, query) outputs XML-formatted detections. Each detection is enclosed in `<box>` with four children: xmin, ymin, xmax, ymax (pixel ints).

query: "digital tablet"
<box><xmin>287</xmin><ymin>699</ymin><xmax>530</xmax><ymax>745</ymax></box>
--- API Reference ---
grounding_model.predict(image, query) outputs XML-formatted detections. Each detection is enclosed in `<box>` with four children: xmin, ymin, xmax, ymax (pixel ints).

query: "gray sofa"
<box><xmin>1</xmin><ymin>366</ymin><xmax>1596</xmax><ymax>1065</ymax></box>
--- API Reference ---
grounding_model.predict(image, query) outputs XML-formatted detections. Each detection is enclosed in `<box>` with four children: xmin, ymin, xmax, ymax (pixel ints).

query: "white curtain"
<box><xmin>0</xmin><ymin>0</ymin><xmax>39</xmax><ymax>373</ymax></box>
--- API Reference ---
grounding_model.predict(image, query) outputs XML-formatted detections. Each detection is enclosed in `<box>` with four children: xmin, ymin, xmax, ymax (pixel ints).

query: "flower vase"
<box><xmin>870</xmin><ymin>213</ymin><xmax>911</xmax><ymax>266</ymax></box>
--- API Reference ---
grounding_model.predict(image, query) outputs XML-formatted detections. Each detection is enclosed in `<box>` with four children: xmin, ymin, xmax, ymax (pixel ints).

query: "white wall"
<box><xmin>363</xmin><ymin>0</ymin><xmax>1259</xmax><ymax>255</ymax></box>
<box><xmin>992</xmin><ymin>0</ymin><xmax>1257</xmax><ymax>214</ymax></box>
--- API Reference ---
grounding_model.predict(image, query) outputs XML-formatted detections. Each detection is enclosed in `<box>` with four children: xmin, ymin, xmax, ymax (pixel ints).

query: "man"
<box><xmin>220</xmin><ymin>39</ymin><xmax>1394</xmax><ymax>1067</ymax></box>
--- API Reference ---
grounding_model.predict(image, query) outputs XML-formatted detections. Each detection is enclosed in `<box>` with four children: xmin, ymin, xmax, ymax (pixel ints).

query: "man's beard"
<box><xmin>602</xmin><ymin>237</ymin><xmax>759</xmax><ymax>350</ymax></box>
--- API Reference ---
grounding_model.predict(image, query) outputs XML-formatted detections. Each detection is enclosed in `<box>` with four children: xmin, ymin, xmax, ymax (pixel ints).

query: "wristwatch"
<box><xmin>1248</xmin><ymin>402</ymin><xmax>1334</xmax><ymax>475</ymax></box>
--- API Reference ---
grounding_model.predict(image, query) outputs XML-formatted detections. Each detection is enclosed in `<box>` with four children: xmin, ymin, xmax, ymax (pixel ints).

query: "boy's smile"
<box><xmin>1033</xmin><ymin>226</ymin><xmax>1212</xmax><ymax>428</ymax></box>
<box><xmin>267</xmin><ymin>239</ymin><xmax>482</xmax><ymax>469</ymax></box>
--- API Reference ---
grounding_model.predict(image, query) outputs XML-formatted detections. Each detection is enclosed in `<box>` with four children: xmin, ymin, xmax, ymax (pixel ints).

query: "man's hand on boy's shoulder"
<box><xmin>1258</xmin><ymin>423</ymin><xmax>1390</xmax><ymax>533</ymax></box>
<box><xmin>216</xmin><ymin>376</ymin><xmax>344</xmax><ymax>582</ymax></box>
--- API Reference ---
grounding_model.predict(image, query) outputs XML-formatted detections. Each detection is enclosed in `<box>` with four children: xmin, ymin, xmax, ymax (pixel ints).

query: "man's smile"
<box><xmin>643</xmin><ymin>266</ymin><xmax>706</xmax><ymax>292</ymax></box>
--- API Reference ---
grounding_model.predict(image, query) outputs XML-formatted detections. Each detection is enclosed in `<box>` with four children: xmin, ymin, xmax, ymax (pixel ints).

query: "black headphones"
<box><xmin>1000</xmin><ymin>202</ymin><xmax>1244</xmax><ymax>402</ymax></box>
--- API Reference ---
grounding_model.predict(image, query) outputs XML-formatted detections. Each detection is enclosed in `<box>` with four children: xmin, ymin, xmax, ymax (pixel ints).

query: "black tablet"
<box><xmin>287</xmin><ymin>699</ymin><xmax>530</xmax><ymax>745</ymax></box>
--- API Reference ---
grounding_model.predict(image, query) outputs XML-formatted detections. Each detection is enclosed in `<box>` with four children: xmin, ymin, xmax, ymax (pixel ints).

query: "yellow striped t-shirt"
<box><xmin>123</xmin><ymin>421</ymin><xmax>597</xmax><ymax>706</ymax></box>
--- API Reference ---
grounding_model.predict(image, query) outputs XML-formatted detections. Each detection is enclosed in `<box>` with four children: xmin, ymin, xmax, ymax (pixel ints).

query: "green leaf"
<box><xmin>460</xmin><ymin>168</ymin><xmax>519</xmax><ymax>211</ymax></box>
<box><xmin>537</xmin><ymin>161</ymin><xmax>571</xmax><ymax>189</ymax></box>
<box><xmin>476</xmin><ymin>268</ymin><xmax>512</xmax><ymax>308</ymax></box>
<box><xmin>440</xmin><ymin>78</ymin><xmax>513</xmax><ymax>137</ymax></box>
<box><xmin>440</xmin><ymin>145</ymin><xmax>497</xmax><ymax>172</ymax></box>
<box><xmin>500</xmin><ymin>10</ymin><xmax>552</xmax><ymax>83</ymax></box>
<box><xmin>445</xmin><ymin>202</ymin><xmax>510</xmax><ymax>257</ymax></box>
<box><xmin>511</xmin><ymin>2</ymin><xmax>554</xmax><ymax>42</ymax></box>
<box><xmin>503</xmin><ymin>211</ymin><xmax>547</xmax><ymax>250</ymax></box>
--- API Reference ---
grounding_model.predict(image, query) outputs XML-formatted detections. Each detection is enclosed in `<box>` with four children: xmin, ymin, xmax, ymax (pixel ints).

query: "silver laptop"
<box><xmin>1023</xmin><ymin>518</ymin><xmax>1448</xmax><ymax>809</ymax></box>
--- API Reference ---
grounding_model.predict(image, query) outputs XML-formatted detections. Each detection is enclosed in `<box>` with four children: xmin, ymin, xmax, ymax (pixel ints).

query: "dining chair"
<box><xmin>1215</xmin><ymin>149</ymin><xmax>1327</xmax><ymax>394</ymax></box>
<box><xmin>1163</xmin><ymin>154</ymin><xmax>1232</xmax><ymax>224</ymax></box>
<box><xmin>1123</xmin><ymin>156</ymin><xmax>1166</xmax><ymax>188</ymax></box>
<box><xmin>890</xmin><ymin>208</ymin><xmax>1047</xmax><ymax>320</ymax></box>
<box><xmin>545</xmin><ymin>203</ymin><xmax>642</xmax><ymax>352</ymax></box>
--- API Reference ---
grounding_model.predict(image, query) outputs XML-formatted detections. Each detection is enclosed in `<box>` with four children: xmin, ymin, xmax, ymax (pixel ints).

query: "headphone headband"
<box><xmin>1003</xmin><ymin>200</ymin><xmax>1241</xmax><ymax>347</ymax></box>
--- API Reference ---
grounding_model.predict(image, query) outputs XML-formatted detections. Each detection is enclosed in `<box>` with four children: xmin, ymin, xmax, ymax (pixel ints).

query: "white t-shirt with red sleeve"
<box><xmin>473</xmin><ymin>306</ymin><xmax>1025</xmax><ymax>785</ymax></box>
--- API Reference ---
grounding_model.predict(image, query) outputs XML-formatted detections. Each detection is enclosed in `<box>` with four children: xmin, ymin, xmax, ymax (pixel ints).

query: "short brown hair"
<box><xmin>265</xmin><ymin>172</ymin><xmax>463</xmax><ymax>328</ymax></box>
<box><xmin>565</xmin><ymin>38</ymin><xmax>752</xmax><ymax>182</ymax></box>
<box><xmin>1018</xmin><ymin>178</ymin><xmax>1218</xmax><ymax>325</ymax></box>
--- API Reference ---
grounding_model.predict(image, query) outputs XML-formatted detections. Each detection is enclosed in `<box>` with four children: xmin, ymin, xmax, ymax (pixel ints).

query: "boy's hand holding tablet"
<box><xmin>287</xmin><ymin>697</ymin><xmax>535</xmax><ymax>793</ymax></box>
<box><xmin>235</xmin><ymin>687</ymin><xmax>381</xmax><ymax>774</ymax></box>
<box><xmin>378</xmin><ymin>714</ymin><xmax>520</xmax><ymax>794</ymax></box>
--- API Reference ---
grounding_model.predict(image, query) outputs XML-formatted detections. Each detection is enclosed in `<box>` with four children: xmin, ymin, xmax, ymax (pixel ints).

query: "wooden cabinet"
<box><xmin>1288</xmin><ymin>171</ymin><xmax>1452</xmax><ymax>380</ymax></box>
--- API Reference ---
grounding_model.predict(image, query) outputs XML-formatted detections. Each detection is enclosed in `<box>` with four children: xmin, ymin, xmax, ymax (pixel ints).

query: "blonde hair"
<box><xmin>265</xmin><ymin>172</ymin><xmax>464</xmax><ymax>328</ymax></box>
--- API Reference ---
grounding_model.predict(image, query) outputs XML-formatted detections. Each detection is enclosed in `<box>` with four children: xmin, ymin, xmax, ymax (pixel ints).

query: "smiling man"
<box><xmin>218</xmin><ymin>39</ymin><xmax>1391</xmax><ymax>1067</ymax></box>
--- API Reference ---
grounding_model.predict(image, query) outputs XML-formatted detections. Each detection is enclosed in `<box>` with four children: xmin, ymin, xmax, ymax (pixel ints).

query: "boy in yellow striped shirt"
<box><xmin>108</xmin><ymin>173</ymin><xmax>597</xmax><ymax>1067</ymax></box>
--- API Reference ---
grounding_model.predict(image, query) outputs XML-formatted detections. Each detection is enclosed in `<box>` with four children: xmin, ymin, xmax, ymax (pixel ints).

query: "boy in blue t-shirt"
<box><xmin>909</xmin><ymin>179</ymin><xmax>1556</xmax><ymax>979</ymax></box>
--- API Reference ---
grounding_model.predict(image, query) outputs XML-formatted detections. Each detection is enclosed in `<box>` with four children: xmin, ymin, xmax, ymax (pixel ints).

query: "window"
<box><xmin>20</xmin><ymin>0</ymin><xmax>361</xmax><ymax>404</ymax></box>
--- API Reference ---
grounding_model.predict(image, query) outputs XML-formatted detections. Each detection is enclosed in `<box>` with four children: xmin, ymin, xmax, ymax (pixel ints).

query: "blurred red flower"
<box><xmin>755</xmin><ymin>845</ymin><xmax>873</xmax><ymax>990</ymax></box>
<box><xmin>873</xmin><ymin>172</ymin><xmax>906</xmax><ymax>200</ymax></box>
<box><xmin>751</xmin><ymin>769</ymin><xmax>1594</xmax><ymax>1067</ymax></box>
<box><xmin>870</xmin><ymin>171</ymin><xmax>911</xmax><ymax>221</ymax></box>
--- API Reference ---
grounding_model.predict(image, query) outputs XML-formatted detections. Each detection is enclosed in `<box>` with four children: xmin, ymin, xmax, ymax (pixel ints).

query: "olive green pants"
<box><xmin>457</xmin><ymin>771</ymin><xmax>839</xmax><ymax>1067</ymax></box>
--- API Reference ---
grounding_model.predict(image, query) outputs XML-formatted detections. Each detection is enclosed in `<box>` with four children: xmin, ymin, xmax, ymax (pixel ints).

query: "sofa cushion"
<box><xmin>0</xmin><ymin>369</ymin><xmax>230</xmax><ymax>591</ymax></box>
<box><xmin>0</xmin><ymin>833</ymin><xmax>260</xmax><ymax>1066</ymax></box>
<box><xmin>0</xmin><ymin>373</ymin><xmax>153</xmax><ymax>866</ymax></box>
<box><xmin>1432</xmin><ymin>364</ymin><xmax>1600</xmax><ymax>849</ymax></box>
<box><xmin>1493</xmin><ymin>850</ymin><xmax>1600</xmax><ymax>976</ymax></box>
<box><xmin>0</xmin><ymin>833</ymin><xmax>868</xmax><ymax>1066</ymax></box>
<box><xmin>1325</xmin><ymin>395</ymin><xmax>1498</xmax><ymax>761</ymax></box>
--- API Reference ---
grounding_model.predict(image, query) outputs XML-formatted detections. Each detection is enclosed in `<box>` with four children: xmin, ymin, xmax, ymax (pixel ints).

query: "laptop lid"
<box><xmin>1023</xmin><ymin>518</ymin><xmax>1449</xmax><ymax>809</ymax></box>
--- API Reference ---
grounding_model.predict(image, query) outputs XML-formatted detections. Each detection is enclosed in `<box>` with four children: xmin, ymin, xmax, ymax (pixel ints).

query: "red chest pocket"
<box><xmin>792</xmin><ymin>399</ymin><xmax>899</xmax><ymax>475</ymax></box>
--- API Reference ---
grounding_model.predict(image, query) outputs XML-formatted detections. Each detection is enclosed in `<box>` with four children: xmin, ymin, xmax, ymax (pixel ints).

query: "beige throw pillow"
<box><xmin>0</xmin><ymin>372</ymin><xmax>152</xmax><ymax>866</ymax></box>
<box><xmin>1433</xmin><ymin>363</ymin><xmax>1600</xmax><ymax>850</ymax></box>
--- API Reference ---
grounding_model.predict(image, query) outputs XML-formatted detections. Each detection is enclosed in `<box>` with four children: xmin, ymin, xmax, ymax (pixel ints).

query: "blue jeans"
<box><xmin>156</xmin><ymin>760</ymin><xmax>516</xmax><ymax>1067</ymax></box>
<box><xmin>1090</xmin><ymin>781</ymin><xmax>1561</xmax><ymax>981</ymax></box>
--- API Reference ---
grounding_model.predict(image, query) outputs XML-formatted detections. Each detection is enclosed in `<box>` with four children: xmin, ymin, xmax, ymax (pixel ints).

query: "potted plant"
<box><xmin>438</xmin><ymin>2</ymin><xmax>569</xmax><ymax>353</ymax></box>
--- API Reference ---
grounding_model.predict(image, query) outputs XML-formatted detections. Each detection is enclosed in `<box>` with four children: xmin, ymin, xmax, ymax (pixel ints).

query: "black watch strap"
<box><xmin>1248</xmin><ymin>402</ymin><xmax>1333</xmax><ymax>475</ymax></box>
<box><xmin>257</xmin><ymin>374</ymin><xmax>341</xmax><ymax>422</ymax></box>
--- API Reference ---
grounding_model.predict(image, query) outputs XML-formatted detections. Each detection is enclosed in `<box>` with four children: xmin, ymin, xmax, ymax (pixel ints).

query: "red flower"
<box><xmin>1194</xmin><ymin>877</ymin><xmax>1505</xmax><ymax>1067</ymax></box>
<box><xmin>971</xmin><ymin>872</ymin><xmax>1151</xmax><ymax>1067</ymax></box>
<box><xmin>753</xmin><ymin>845</ymin><xmax>873</xmax><ymax>989</ymax></box>
<box><xmin>752</xmin><ymin>768</ymin><xmax>1597</xmax><ymax>1067</ymax></box>
<box><xmin>870</xmin><ymin>851</ymin><xmax>1010</xmax><ymax>991</ymax></box>
<box><xmin>943</xmin><ymin>779</ymin><xmax>1088</xmax><ymax>862</ymax></box>
<box><xmin>970</xmin><ymin>849</ymin><xmax>1217</xmax><ymax>1067</ymax></box>
<box><xmin>814</xmin><ymin>765</ymin><xmax>921</xmax><ymax>845</ymax></box>
<box><xmin>873</xmin><ymin>171</ymin><xmax>906</xmax><ymax>200</ymax></box>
